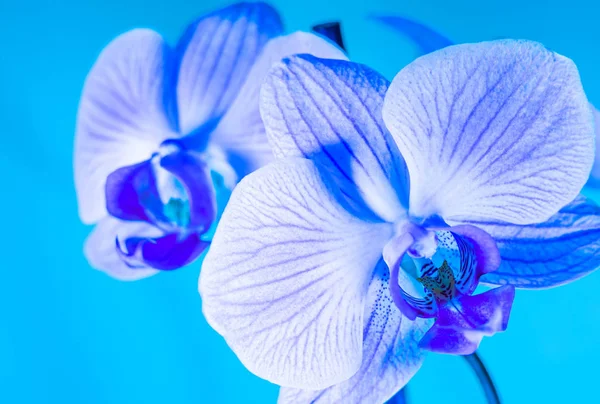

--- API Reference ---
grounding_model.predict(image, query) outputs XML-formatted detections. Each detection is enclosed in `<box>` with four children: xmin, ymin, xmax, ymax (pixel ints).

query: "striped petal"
<box><xmin>261</xmin><ymin>55</ymin><xmax>409</xmax><ymax>222</ymax></box>
<box><xmin>199</xmin><ymin>158</ymin><xmax>392</xmax><ymax>389</ymax></box>
<box><xmin>383</xmin><ymin>40</ymin><xmax>594</xmax><ymax>225</ymax></box>
<box><xmin>75</xmin><ymin>29</ymin><xmax>174</xmax><ymax>224</ymax></box>
<box><xmin>278</xmin><ymin>262</ymin><xmax>431</xmax><ymax>404</ymax></box>
<box><xmin>170</xmin><ymin>2</ymin><xmax>283</xmax><ymax>135</ymax></box>
<box><xmin>212</xmin><ymin>31</ymin><xmax>347</xmax><ymax>178</ymax></box>
<box><xmin>474</xmin><ymin>195</ymin><xmax>600</xmax><ymax>288</ymax></box>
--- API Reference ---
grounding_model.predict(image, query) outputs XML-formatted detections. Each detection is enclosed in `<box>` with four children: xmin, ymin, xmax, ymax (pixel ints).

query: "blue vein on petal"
<box><xmin>284</xmin><ymin>60</ymin><xmax>372</xmax><ymax>181</ymax></box>
<box><xmin>296</xmin><ymin>60</ymin><xmax>390</xmax><ymax>178</ymax></box>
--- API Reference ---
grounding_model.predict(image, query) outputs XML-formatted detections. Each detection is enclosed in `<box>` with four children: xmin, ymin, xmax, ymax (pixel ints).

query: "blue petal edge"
<box><xmin>475</xmin><ymin>195</ymin><xmax>600</xmax><ymax>288</ymax></box>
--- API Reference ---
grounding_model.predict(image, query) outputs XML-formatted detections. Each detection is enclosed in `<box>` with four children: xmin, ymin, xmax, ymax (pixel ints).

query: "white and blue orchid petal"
<box><xmin>261</xmin><ymin>55</ymin><xmax>409</xmax><ymax>222</ymax></box>
<box><xmin>75</xmin><ymin>29</ymin><xmax>175</xmax><ymax>224</ymax></box>
<box><xmin>419</xmin><ymin>285</ymin><xmax>515</xmax><ymax>355</ymax></box>
<box><xmin>383</xmin><ymin>40</ymin><xmax>595</xmax><ymax>225</ymax></box>
<box><xmin>117</xmin><ymin>232</ymin><xmax>210</xmax><ymax>271</ymax></box>
<box><xmin>278</xmin><ymin>262</ymin><xmax>432</xmax><ymax>404</ymax></box>
<box><xmin>372</xmin><ymin>15</ymin><xmax>454</xmax><ymax>55</ymax></box>
<box><xmin>199</xmin><ymin>158</ymin><xmax>392</xmax><ymax>389</ymax></box>
<box><xmin>468</xmin><ymin>195</ymin><xmax>600</xmax><ymax>288</ymax></box>
<box><xmin>587</xmin><ymin>105</ymin><xmax>600</xmax><ymax>187</ymax></box>
<box><xmin>170</xmin><ymin>2</ymin><xmax>283</xmax><ymax>135</ymax></box>
<box><xmin>212</xmin><ymin>31</ymin><xmax>347</xmax><ymax>178</ymax></box>
<box><xmin>84</xmin><ymin>217</ymin><xmax>161</xmax><ymax>280</ymax></box>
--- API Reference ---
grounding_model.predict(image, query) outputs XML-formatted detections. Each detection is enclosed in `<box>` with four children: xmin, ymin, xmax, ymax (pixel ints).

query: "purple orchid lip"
<box><xmin>386</xmin><ymin>224</ymin><xmax>514</xmax><ymax>355</ymax></box>
<box><xmin>418</xmin><ymin>285</ymin><xmax>515</xmax><ymax>355</ymax></box>
<box><xmin>116</xmin><ymin>232</ymin><xmax>210</xmax><ymax>271</ymax></box>
<box><xmin>158</xmin><ymin>144</ymin><xmax>216</xmax><ymax>232</ymax></box>
<box><xmin>105</xmin><ymin>143</ymin><xmax>216</xmax><ymax>231</ymax></box>
<box><xmin>105</xmin><ymin>159</ymin><xmax>165</xmax><ymax>223</ymax></box>
<box><xmin>104</xmin><ymin>141</ymin><xmax>216</xmax><ymax>271</ymax></box>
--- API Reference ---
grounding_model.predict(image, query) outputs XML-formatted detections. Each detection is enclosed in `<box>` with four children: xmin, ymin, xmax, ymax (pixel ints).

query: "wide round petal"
<box><xmin>588</xmin><ymin>105</ymin><xmax>600</xmax><ymax>187</ymax></box>
<box><xmin>278</xmin><ymin>262</ymin><xmax>431</xmax><ymax>404</ymax></box>
<box><xmin>383</xmin><ymin>40</ymin><xmax>594</xmax><ymax>225</ymax></box>
<box><xmin>261</xmin><ymin>55</ymin><xmax>409</xmax><ymax>222</ymax></box>
<box><xmin>75</xmin><ymin>29</ymin><xmax>175</xmax><ymax>224</ymax></box>
<box><xmin>84</xmin><ymin>217</ymin><xmax>160</xmax><ymax>280</ymax></box>
<box><xmin>199</xmin><ymin>158</ymin><xmax>393</xmax><ymax>389</ymax></box>
<box><xmin>212</xmin><ymin>31</ymin><xmax>347</xmax><ymax>178</ymax></box>
<box><xmin>471</xmin><ymin>195</ymin><xmax>600</xmax><ymax>288</ymax></box>
<box><xmin>171</xmin><ymin>2</ymin><xmax>283</xmax><ymax>135</ymax></box>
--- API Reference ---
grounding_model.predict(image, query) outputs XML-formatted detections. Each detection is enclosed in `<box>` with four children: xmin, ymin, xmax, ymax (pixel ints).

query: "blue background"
<box><xmin>1</xmin><ymin>0</ymin><xmax>599</xmax><ymax>402</ymax></box>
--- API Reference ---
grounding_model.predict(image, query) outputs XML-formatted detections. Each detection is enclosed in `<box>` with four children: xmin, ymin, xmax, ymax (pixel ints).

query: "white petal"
<box><xmin>278</xmin><ymin>262</ymin><xmax>431</xmax><ymax>403</ymax></box>
<box><xmin>75</xmin><ymin>29</ymin><xmax>174</xmax><ymax>224</ymax></box>
<box><xmin>261</xmin><ymin>55</ymin><xmax>409</xmax><ymax>222</ymax></box>
<box><xmin>199</xmin><ymin>158</ymin><xmax>392</xmax><ymax>389</ymax></box>
<box><xmin>383</xmin><ymin>40</ymin><xmax>594</xmax><ymax>225</ymax></box>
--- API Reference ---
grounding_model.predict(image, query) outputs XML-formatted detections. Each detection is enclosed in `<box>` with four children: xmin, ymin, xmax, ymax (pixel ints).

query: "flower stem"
<box><xmin>464</xmin><ymin>352</ymin><xmax>501</xmax><ymax>404</ymax></box>
<box><xmin>386</xmin><ymin>351</ymin><xmax>500</xmax><ymax>404</ymax></box>
<box><xmin>311</xmin><ymin>22</ymin><xmax>346</xmax><ymax>51</ymax></box>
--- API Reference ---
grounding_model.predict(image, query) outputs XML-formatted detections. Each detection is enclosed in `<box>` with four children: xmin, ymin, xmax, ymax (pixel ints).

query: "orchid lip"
<box><xmin>105</xmin><ymin>139</ymin><xmax>217</xmax><ymax>235</ymax></box>
<box><xmin>384</xmin><ymin>223</ymin><xmax>514</xmax><ymax>354</ymax></box>
<box><xmin>150</xmin><ymin>152</ymin><xmax>192</xmax><ymax>230</ymax></box>
<box><xmin>107</xmin><ymin>141</ymin><xmax>216</xmax><ymax>272</ymax></box>
<box><xmin>384</xmin><ymin>216</ymin><xmax>473</xmax><ymax>312</ymax></box>
<box><xmin>386</xmin><ymin>227</ymin><xmax>481</xmax><ymax>319</ymax></box>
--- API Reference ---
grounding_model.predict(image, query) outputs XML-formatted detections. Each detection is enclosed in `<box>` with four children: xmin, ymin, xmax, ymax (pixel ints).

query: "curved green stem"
<box><xmin>386</xmin><ymin>351</ymin><xmax>500</xmax><ymax>404</ymax></box>
<box><xmin>464</xmin><ymin>352</ymin><xmax>501</xmax><ymax>404</ymax></box>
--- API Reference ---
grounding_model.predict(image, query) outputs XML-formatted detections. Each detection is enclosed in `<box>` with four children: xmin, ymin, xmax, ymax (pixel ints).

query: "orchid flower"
<box><xmin>74</xmin><ymin>2</ymin><xmax>346</xmax><ymax>280</ymax></box>
<box><xmin>374</xmin><ymin>14</ymin><xmax>600</xmax><ymax>189</ymax></box>
<box><xmin>199</xmin><ymin>40</ymin><xmax>600</xmax><ymax>403</ymax></box>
